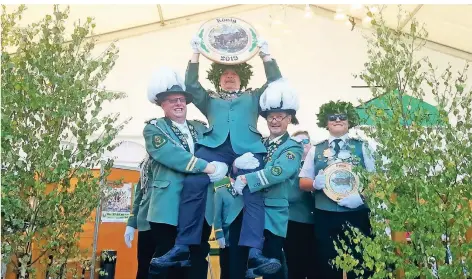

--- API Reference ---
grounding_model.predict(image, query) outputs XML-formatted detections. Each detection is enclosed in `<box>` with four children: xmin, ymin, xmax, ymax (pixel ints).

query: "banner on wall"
<box><xmin>101</xmin><ymin>183</ymin><xmax>133</xmax><ymax>223</ymax></box>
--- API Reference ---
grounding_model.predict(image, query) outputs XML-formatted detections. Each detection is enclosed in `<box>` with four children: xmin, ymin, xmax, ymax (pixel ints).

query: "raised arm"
<box><xmin>253</xmin><ymin>39</ymin><xmax>283</xmax><ymax>103</ymax></box>
<box><xmin>263</xmin><ymin>59</ymin><xmax>282</xmax><ymax>84</ymax></box>
<box><xmin>186</xmin><ymin>39</ymin><xmax>210</xmax><ymax>115</ymax></box>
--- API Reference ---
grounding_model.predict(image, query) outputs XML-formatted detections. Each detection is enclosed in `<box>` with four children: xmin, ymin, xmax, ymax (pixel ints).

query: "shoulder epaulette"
<box><xmin>348</xmin><ymin>136</ymin><xmax>365</xmax><ymax>143</ymax></box>
<box><xmin>144</xmin><ymin>118</ymin><xmax>159</xmax><ymax>125</ymax></box>
<box><xmin>290</xmin><ymin>136</ymin><xmax>303</xmax><ymax>144</ymax></box>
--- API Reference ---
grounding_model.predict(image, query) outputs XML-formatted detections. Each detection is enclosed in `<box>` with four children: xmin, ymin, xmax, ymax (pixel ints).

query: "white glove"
<box><xmin>257</xmin><ymin>37</ymin><xmax>269</xmax><ymax>55</ymax></box>
<box><xmin>190</xmin><ymin>35</ymin><xmax>201</xmax><ymax>54</ymax></box>
<box><xmin>208</xmin><ymin>161</ymin><xmax>229</xmax><ymax>182</ymax></box>
<box><xmin>124</xmin><ymin>226</ymin><xmax>135</xmax><ymax>248</ymax></box>
<box><xmin>233</xmin><ymin>176</ymin><xmax>247</xmax><ymax>195</ymax></box>
<box><xmin>234</xmin><ymin>152</ymin><xmax>260</xmax><ymax>170</ymax></box>
<box><xmin>338</xmin><ymin>193</ymin><xmax>364</xmax><ymax>209</ymax></box>
<box><xmin>217</xmin><ymin>237</ymin><xmax>226</xmax><ymax>249</ymax></box>
<box><xmin>313</xmin><ymin>170</ymin><xmax>326</xmax><ymax>190</ymax></box>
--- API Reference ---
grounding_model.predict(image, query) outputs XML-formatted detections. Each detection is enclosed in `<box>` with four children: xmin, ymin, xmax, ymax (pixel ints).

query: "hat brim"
<box><xmin>156</xmin><ymin>91</ymin><xmax>193</xmax><ymax>106</ymax></box>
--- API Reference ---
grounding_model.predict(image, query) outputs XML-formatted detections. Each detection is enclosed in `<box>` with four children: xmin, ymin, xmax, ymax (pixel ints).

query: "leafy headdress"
<box><xmin>316</xmin><ymin>100</ymin><xmax>359</xmax><ymax>128</ymax></box>
<box><xmin>206</xmin><ymin>62</ymin><xmax>253</xmax><ymax>92</ymax></box>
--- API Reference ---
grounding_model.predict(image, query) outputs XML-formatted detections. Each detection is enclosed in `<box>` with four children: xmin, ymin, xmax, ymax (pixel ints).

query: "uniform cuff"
<box><xmin>126</xmin><ymin>217</ymin><xmax>137</xmax><ymax>229</ymax></box>
<box><xmin>194</xmin><ymin>159</ymin><xmax>208</xmax><ymax>173</ymax></box>
<box><xmin>246</xmin><ymin>171</ymin><xmax>265</xmax><ymax>193</ymax></box>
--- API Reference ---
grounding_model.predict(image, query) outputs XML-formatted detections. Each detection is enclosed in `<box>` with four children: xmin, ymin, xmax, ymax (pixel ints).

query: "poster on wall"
<box><xmin>101</xmin><ymin>183</ymin><xmax>133</xmax><ymax>223</ymax></box>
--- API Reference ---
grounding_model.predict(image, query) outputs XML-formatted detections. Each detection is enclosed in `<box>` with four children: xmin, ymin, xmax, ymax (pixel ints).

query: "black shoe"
<box><xmin>245</xmin><ymin>250</ymin><xmax>281</xmax><ymax>278</ymax></box>
<box><xmin>149</xmin><ymin>245</ymin><xmax>191</xmax><ymax>274</ymax></box>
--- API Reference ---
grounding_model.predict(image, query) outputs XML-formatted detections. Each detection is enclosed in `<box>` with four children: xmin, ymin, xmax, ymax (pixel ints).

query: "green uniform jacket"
<box><xmin>126</xmin><ymin>177</ymin><xmax>152</xmax><ymax>231</ymax></box>
<box><xmin>143</xmin><ymin>117</ymin><xmax>215</xmax><ymax>226</ymax></box>
<box><xmin>184</xmin><ymin>59</ymin><xmax>282</xmax><ymax>155</ymax></box>
<box><xmin>287</xmin><ymin>174</ymin><xmax>315</xmax><ymax>224</ymax></box>
<box><xmin>226</xmin><ymin>134</ymin><xmax>303</xmax><ymax>238</ymax></box>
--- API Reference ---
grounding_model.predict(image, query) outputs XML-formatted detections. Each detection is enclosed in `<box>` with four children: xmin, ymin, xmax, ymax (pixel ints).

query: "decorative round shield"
<box><xmin>196</xmin><ymin>17</ymin><xmax>259</xmax><ymax>65</ymax></box>
<box><xmin>323</xmin><ymin>162</ymin><xmax>359</xmax><ymax>201</ymax></box>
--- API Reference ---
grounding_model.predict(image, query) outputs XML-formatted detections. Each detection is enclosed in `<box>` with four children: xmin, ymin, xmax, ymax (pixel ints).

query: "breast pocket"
<box><xmin>264</xmin><ymin>198</ymin><xmax>289</xmax><ymax>207</ymax></box>
<box><xmin>152</xmin><ymin>180</ymin><xmax>170</xmax><ymax>189</ymax></box>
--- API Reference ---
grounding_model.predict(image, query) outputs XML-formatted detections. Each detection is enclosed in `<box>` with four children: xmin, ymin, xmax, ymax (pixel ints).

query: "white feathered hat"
<box><xmin>259</xmin><ymin>78</ymin><xmax>300</xmax><ymax>124</ymax></box>
<box><xmin>147</xmin><ymin>67</ymin><xmax>192</xmax><ymax>106</ymax></box>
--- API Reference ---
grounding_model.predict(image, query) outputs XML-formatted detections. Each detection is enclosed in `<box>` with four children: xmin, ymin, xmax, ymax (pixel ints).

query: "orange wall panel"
<box><xmin>84</xmin><ymin>168</ymin><xmax>140</xmax><ymax>279</ymax></box>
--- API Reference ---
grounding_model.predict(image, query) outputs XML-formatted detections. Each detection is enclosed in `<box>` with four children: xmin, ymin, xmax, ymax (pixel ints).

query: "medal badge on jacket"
<box><xmin>322</xmin><ymin>147</ymin><xmax>360</xmax><ymax>202</ymax></box>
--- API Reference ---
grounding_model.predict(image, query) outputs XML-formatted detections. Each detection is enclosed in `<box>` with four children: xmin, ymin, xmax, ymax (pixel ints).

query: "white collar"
<box><xmin>171</xmin><ymin>120</ymin><xmax>188</xmax><ymax>129</ymax></box>
<box><xmin>328</xmin><ymin>133</ymin><xmax>349</xmax><ymax>145</ymax></box>
<box><xmin>269</xmin><ymin>133</ymin><xmax>285</xmax><ymax>144</ymax></box>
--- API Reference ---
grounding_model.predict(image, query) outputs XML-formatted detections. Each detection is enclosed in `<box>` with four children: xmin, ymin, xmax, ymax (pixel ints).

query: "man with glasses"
<box><xmin>151</xmin><ymin>36</ymin><xmax>285</xmax><ymax>277</ymax></box>
<box><xmin>144</xmin><ymin>67</ymin><xmax>227</xmax><ymax>278</ymax></box>
<box><xmin>226</xmin><ymin>79</ymin><xmax>303</xmax><ymax>278</ymax></box>
<box><xmin>299</xmin><ymin>101</ymin><xmax>375</xmax><ymax>279</ymax></box>
<box><xmin>284</xmin><ymin>130</ymin><xmax>317</xmax><ymax>279</ymax></box>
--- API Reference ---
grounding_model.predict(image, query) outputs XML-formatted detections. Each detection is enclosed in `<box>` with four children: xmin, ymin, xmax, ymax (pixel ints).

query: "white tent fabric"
<box><xmin>5</xmin><ymin>4</ymin><xmax>472</xmax><ymax>144</ymax></box>
<box><xmin>55</xmin><ymin>140</ymin><xmax>146</xmax><ymax>170</ymax></box>
<box><xmin>5</xmin><ymin>4</ymin><xmax>471</xmax><ymax>57</ymax></box>
<box><xmin>102</xmin><ymin>141</ymin><xmax>147</xmax><ymax>170</ymax></box>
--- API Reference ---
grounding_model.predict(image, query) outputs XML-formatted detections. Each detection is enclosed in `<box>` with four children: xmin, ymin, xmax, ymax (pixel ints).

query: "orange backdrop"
<box><xmin>5</xmin><ymin>167</ymin><xmax>140</xmax><ymax>279</ymax></box>
<box><xmin>82</xmin><ymin>168</ymin><xmax>141</xmax><ymax>279</ymax></box>
<box><xmin>4</xmin><ymin>167</ymin><xmax>470</xmax><ymax>279</ymax></box>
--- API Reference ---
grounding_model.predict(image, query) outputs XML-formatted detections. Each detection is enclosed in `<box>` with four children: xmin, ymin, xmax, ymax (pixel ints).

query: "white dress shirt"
<box><xmin>172</xmin><ymin>120</ymin><xmax>195</xmax><ymax>154</ymax></box>
<box><xmin>268</xmin><ymin>134</ymin><xmax>285</xmax><ymax>145</ymax></box>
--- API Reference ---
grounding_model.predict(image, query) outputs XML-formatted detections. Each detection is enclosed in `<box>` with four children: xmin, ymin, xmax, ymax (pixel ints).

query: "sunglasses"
<box><xmin>301</xmin><ymin>139</ymin><xmax>310</xmax><ymax>144</ymax></box>
<box><xmin>328</xmin><ymin>114</ymin><xmax>348</xmax><ymax>121</ymax></box>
